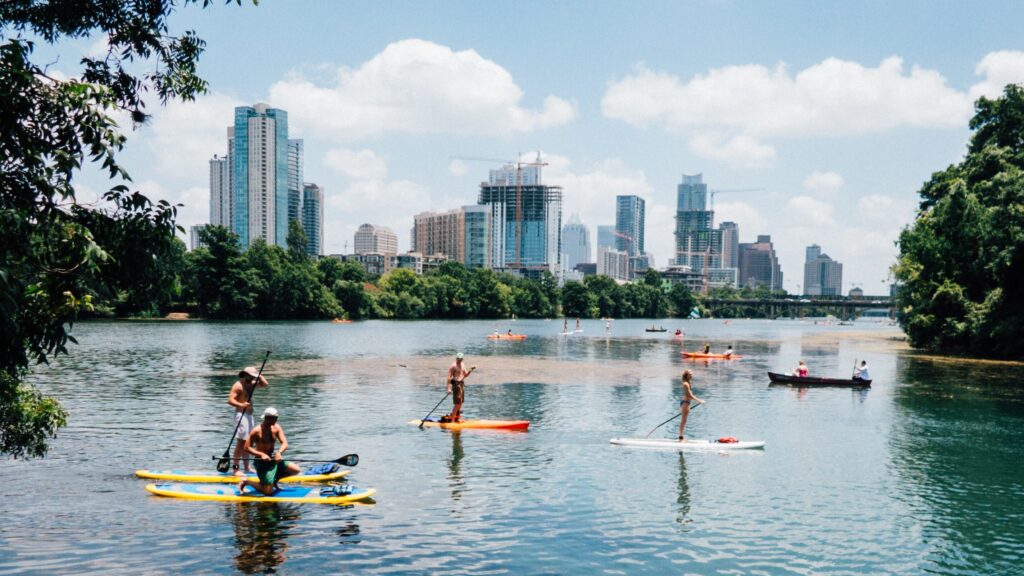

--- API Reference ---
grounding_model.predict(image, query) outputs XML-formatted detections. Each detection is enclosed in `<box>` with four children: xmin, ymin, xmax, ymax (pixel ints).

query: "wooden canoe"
<box><xmin>767</xmin><ymin>371</ymin><xmax>871</xmax><ymax>387</ymax></box>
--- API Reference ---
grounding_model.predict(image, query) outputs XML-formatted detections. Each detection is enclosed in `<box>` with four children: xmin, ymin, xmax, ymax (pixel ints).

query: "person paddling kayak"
<box><xmin>228</xmin><ymin>365</ymin><xmax>269</xmax><ymax>477</ymax></box>
<box><xmin>678</xmin><ymin>370</ymin><xmax>704</xmax><ymax>441</ymax></box>
<box><xmin>442</xmin><ymin>352</ymin><xmax>475</xmax><ymax>423</ymax></box>
<box><xmin>237</xmin><ymin>407</ymin><xmax>300</xmax><ymax>496</ymax></box>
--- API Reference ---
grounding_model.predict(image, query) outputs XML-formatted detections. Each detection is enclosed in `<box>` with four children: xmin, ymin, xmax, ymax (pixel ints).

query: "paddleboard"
<box><xmin>487</xmin><ymin>334</ymin><xmax>527</xmax><ymax>340</ymax></box>
<box><xmin>135</xmin><ymin>468</ymin><xmax>349</xmax><ymax>484</ymax></box>
<box><xmin>410</xmin><ymin>419</ymin><xmax>530</xmax><ymax>431</ymax></box>
<box><xmin>145</xmin><ymin>482</ymin><xmax>376</xmax><ymax>504</ymax></box>
<box><xmin>682</xmin><ymin>352</ymin><xmax>744</xmax><ymax>359</ymax></box>
<box><xmin>609</xmin><ymin>438</ymin><xmax>765</xmax><ymax>450</ymax></box>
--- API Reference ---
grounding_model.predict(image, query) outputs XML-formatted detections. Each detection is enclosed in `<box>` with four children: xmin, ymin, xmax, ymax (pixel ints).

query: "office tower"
<box><xmin>209</xmin><ymin>155</ymin><xmax>231</xmax><ymax>227</ymax></box>
<box><xmin>478</xmin><ymin>162</ymin><xmax>562</xmax><ymax>275</ymax></box>
<box><xmin>354</xmin><ymin>224</ymin><xmax>398</xmax><ymax>255</ymax></box>
<box><xmin>804</xmin><ymin>246</ymin><xmax>843</xmax><ymax>295</ymax></box>
<box><xmin>738</xmin><ymin>235</ymin><xmax>783</xmax><ymax>290</ymax></box>
<box><xmin>462</xmin><ymin>205</ymin><xmax>491</xmax><ymax>270</ymax></box>
<box><xmin>674</xmin><ymin>173</ymin><xmax>722</xmax><ymax>272</ymax></box>
<box><xmin>190</xmin><ymin>225</ymin><xmax>207</xmax><ymax>251</ymax></box>
<box><xmin>302</xmin><ymin>183</ymin><xmax>323</xmax><ymax>257</ymax></box>
<box><xmin>719</xmin><ymin>222</ymin><xmax>739</xmax><ymax>269</ymax></box>
<box><xmin>288</xmin><ymin>139</ymin><xmax>304</xmax><ymax>226</ymax></box>
<box><xmin>615</xmin><ymin>195</ymin><xmax>645</xmax><ymax>257</ymax></box>
<box><xmin>597</xmin><ymin>246</ymin><xmax>630</xmax><ymax>282</ymax></box>
<box><xmin>562</xmin><ymin>214</ymin><xmax>591</xmax><ymax>270</ymax></box>
<box><xmin>596</xmin><ymin>225</ymin><xmax>616</xmax><ymax>251</ymax></box>
<box><xmin>412</xmin><ymin>207</ymin><xmax>491</xmax><ymax>269</ymax></box>
<box><xmin>231</xmin><ymin>103</ymin><xmax>289</xmax><ymax>247</ymax></box>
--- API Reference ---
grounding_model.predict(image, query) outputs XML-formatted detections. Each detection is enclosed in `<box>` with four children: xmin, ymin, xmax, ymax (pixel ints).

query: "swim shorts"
<box><xmin>234</xmin><ymin>411</ymin><xmax>255</xmax><ymax>441</ymax></box>
<box><xmin>450</xmin><ymin>380</ymin><xmax>465</xmax><ymax>404</ymax></box>
<box><xmin>254</xmin><ymin>459</ymin><xmax>290</xmax><ymax>485</ymax></box>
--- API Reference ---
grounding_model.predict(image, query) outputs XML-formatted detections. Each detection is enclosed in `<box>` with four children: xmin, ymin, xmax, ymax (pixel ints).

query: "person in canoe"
<box><xmin>793</xmin><ymin>360</ymin><xmax>809</xmax><ymax>377</ymax></box>
<box><xmin>237</xmin><ymin>407</ymin><xmax>300</xmax><ymax>495</ymax></box>
<box><xmin>853</xmin><ymin>360</ymin><xmax>870</xmax><ymax>381</ymax></box>
<box><xmin>674</xmin><ymin>329</ymin><xmax>683</xmax><ymax>337</ymax></box>
<box><xmin>678</xmin><ymin>370</ymin><xmax>705</xmax><ymax>441</ymax></box>
<box><xmin>228</xmin><ymin>365</ymin><xmax>269</xmax><ymax>477</ymax></box>
<box><xmin>442</xmin><ymin>352</ymin><xmax>476</xmax><ymax>423</ymax></box>
<box><xmin>723</xmin><ymin>345</ymin><xmax>734</xmax><ymax>358</ymax></box>
<box><xmin>703</xmin><ymin>343</ymin><xmax>711</xmax><ymax>354</ymax></box>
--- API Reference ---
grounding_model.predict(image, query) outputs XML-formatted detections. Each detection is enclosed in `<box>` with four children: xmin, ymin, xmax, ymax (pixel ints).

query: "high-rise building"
<box><xmin>674</xmin><ymin>173</ymin><xmax>721</xmax><ymax>272</ymax></box>
<box><xmin>190</xmin><ymin>224</ymin><xmax>208</xmax><ymax>251</ymax></box>
<box><xmin>354</xmin><ymin>224</ymin><xmax>398</xmax><ymax>255</ymax></box>
<box><xmin>719</xmin><ymin>221</ymin><xmax>739</xmax><ymax>270</ymax></box>
<box><xmin>302</xmin><ymin>183</ymin><xmax>323</xmax><ymax>257</ymax></box>
<box><xmin>615</xmin><ymin>195</ymin><xmax>645</xmax><ymax>257</ymax></box>
<box><xmin>288</xmin><ymin>139</ymin><xmax>304</xmax><ymax>226</ymax></box>
<box><xmin>478</xmin><ymin>162</ymin><xmax>562</xmax><ymax>275</ymax></box>
<box><xmin>596</xmin><ymin>225</ymin><xmax>616</xmax><ymax>252</ymax></box>
<box><xmin>803</xmin><ymin>246</ymin><xmax>843</xmax><ymax>295</ymax></box>
<box><xmin>209</xmin><ymin>155</ymin><xmax>231</xmax><ymax>228</ymax></box>
<box><xmin>597</xmin><ymin>246</ymin><xmax>630</xmax><ymax>282</ymax></box>
<box><xmin>562</xmin><ymin>214</ymin><xmax>591</xmax><ymax>270</ymax></box>
<box><xmin>738</xmin><ymin>235</ymin><xmax>783</xmax><ymax>290</ymax></box>
<box><xmin>463</xmin><ymin>205</ymin><xmax>491</xmax><ymax>270</ymax></box>
<box><xmin>231</xmin><ymin>103</ymin><xmax>290</xmax><ymax>247</ymax></box>
<box><xmin>410</xmin><ymin>205</ymin><xmax>491</xmax><ymax>269</ymax></box>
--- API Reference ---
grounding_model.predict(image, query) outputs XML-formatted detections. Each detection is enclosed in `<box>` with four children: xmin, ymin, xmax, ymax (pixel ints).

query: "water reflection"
<box><xmin>229</xmin><ymin>502</ymin><xmax>299</xmax><ymax>574</ymax></box>
<box><xmin>675</xmin><ymin>453</ymin><xmax>691</xmax><ymax>527</ymax></box>
<box><xmin>447</xmin><ymin>431</ymin><xmax>465</xmax><ymax>501</ymax></box>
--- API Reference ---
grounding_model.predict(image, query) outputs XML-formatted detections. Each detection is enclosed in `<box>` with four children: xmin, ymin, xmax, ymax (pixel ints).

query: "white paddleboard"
<box><xmin>610</xmin><ymin>437</ymin><xmax>765</xmax><ymax>450</ymax></box>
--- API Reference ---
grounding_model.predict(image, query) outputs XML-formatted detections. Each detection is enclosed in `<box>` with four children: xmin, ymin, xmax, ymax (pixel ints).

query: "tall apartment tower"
<box><xmin>719</xmin><ymin>222</ymin><xmax>739</xmax><ymax>270</ymax></box>
<box><xmin>288</xmin><ymin>139</ymin><xmax>304</xmax><ymax>226</ymax></box>
<box><xmin>803</xmin><ymin>245</ymin><xmax>842</xmax><ymax>295</ymax></box>
<box><xmin>615</xmin><ymin>195</ymin><xmax>645</xmax><ymax>257</ymax></box>
<box><xmin>231</xmin><ymin>103</ymin><xmax>290</xmax><ymax>247</ymax></box>
<box><xmin>562</xmin><ymin>214</ymin><xmax>591</xmax><ymax>270</ymax></box>
<box><xmin>302</xmin><ymin>183</ymin><xmax>323</xmax><ymax>257</ymax></box>
<box><xmin>478</xmin><ymin>162</ymin><xmax>562</xmax><ymax>276</ymax></box>
<box><xmin>738</xmin><ymin>235</ymin><xmax>783</xmax><ymax>290</ymax></box>
<box><xmin>674</xmin><ymin>173</ymin><xmax>721</xmax><ymax>272</ymax></box>
<box><xmin>209</xmin><ymin>154</ymin><xmax>231</xmax><ymax>227</ymax></box>
<box><xmin>354</xmin><ymin>224</ymin><xmax>398</xmax><ymax>255</ymax></box>
<box><xmin>412</xmin><ymin>206</ymin><xmax>491</xmax><ymax>269</ymax></box>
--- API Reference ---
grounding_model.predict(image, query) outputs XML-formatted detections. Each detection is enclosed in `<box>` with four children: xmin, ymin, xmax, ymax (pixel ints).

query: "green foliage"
<box><xmin>560</xmin><ymin>281</ymin><xmax>595</xmax><ymax>318</ymax></box>
<box><xmin>583</xmin><ymin>275</ymin><xmax>623</xmax><ymax>318</ymax></box>
<box><xmin>0</xmin><ymin>369</ymin><xmax>68</xmax><ymax>459</ymax></box>
<box><xmin>668</xmin><ymin>283</ymin><xmax>697</xmax><ymax>318</ymax></box>
<box><xmin>894</xmin><ymin>84</ymin><xmax>1024</xmax><ymax>358</ymax></box>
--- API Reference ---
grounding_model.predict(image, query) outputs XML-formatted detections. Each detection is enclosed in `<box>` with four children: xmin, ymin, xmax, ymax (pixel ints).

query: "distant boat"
<box><xmin>767</xmin><ymin>372</ymin><xmax>870</xmax><ymax>387</ymax></box>
<box><xmin>645</xmin><ymin>326</ymin><xmax>667</xmax><ymax>332</ymax></box>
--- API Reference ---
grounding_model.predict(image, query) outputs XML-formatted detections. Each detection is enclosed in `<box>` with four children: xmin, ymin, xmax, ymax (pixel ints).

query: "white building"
<box><xmin>597</xmin><ymin>246</ymin><xmax>630</xmax><ymax>283</ymax></box>
<box><xmin>354</xmin><ymin>223</ymin><xmax>398</xmax><ymax>255</ymax></box>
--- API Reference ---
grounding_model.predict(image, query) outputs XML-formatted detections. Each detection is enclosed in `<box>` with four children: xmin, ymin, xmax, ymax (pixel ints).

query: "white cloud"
<box><xmin>140</xmin><ymin>92</ymin><xmax>242</xmax><ymax>177</ymax></box>
<box><xmin>448</xmin><ymin>159</ymin><xmax>469</xmax><ymax>177</ymax></box>
<box><xmin>324</xmin><ymin>148</ymin><xmax>389</xmax><ymax>181</ymax></box>
<box><xmin>689</xmin><ymin>134</ymin><xmax>776</xmax><ymax>168</ymax></box>
<box><xmin>803</xmin><ymin>171</ymin><xmax>844</xmax><ymax>198</ymax></box>
<box><xmin>969</xmin><ymin>50</ymin><xmax>1024</xmax><ymax>100</ymax></box>
<box><xmin>269</xmin><ymin>39</ymin><xmax>577</xmax><ymax>139</ymax></box>
<box><xmin>716</xmin><ymin>201</ymin><xmax>767</xmax><ymax>237</ymax></box>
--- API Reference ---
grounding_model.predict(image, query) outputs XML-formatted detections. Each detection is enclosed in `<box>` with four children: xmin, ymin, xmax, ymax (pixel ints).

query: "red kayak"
<box><xmin>682</xmin><ymin>352</ymin><xmax>743</xmax><ymax>359</ymax></box>
<box><xmin>409</xmin><ymin>419</ymin><xmax>530</xmax><ymax>431</ymax></box>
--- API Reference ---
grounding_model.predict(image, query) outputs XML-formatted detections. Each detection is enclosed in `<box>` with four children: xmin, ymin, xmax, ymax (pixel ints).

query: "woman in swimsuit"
<box><xmin>678</xmin><ymin>370</ymin><xmax>705</xmax><ymax>441</ymax></box>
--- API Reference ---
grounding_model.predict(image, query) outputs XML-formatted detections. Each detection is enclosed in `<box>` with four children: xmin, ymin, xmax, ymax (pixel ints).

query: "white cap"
<box><xmin>262</xmin><ymin>407</ymin><xmax>279</xmax><ymax>419</ymax></box>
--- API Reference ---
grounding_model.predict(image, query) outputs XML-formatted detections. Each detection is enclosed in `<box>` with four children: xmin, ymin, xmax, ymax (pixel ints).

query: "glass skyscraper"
<box><xmin>302</xmin><ymin>183</ymin><xmax>323</xmax><ymax>257</ymax></box>
<box><xmin>479</xmin><ymin>164</ymin><xmax>562</xmax><ymax>276</ymax></box>
<box><xmin>232</xmin><ymin>103</ymin><xmax>290</xmax><ymax>247</ymax></box>
<box><xmin>675</xmin><ymin>173</ymin><xmax>721</xmax><ymax>272</ymax></box>
<box><xmin>562</xmin><ymin>214</ymin><xmax>591</xmax><ymax>270</ymax></box>
<box><xmin>288</xmin><ymin>139</ymin><xmax>304</xmax><ymax>227</ymax></box>
<box><xmin>615</xmin><ymin>195</ymin><xmax>645</xmax><ymax>257</ymax></box>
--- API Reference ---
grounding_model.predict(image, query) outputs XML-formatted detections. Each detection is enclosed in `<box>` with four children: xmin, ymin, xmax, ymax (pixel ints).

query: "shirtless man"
<box><xmin>445</xmin><ymin>352</ymin><xmax>476</xmax><ymax>422</ymax></box>
<box><xmin>228</xmin><ymin>366</ymin><xmax>269</xmax><ymax>476</ymax></box>
<box><xmin>237</xmin><ymin>407</ymin><xmax>300</xmax><ymax>495</ymax></box>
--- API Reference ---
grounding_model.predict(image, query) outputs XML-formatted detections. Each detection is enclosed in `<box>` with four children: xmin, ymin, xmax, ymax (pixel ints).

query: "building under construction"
<box><xmin>478</xmin><ymin>163</ymin><xmax>562</xmax><ymax>278</ymax></box>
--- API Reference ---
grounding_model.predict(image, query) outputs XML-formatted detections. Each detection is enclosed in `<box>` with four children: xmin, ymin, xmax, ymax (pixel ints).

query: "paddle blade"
<box><xmin>338</xmin><ymin>454</ymin><xmax>359</xmax><ymax>467</ymax></box>
<box><xmin>215</xmin><ymin>454</ymin><xmax>231</xmax><ymax>473</ymax></box>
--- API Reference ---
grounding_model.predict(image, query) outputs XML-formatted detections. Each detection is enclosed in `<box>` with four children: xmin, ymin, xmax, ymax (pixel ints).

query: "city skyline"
<box><xmin>39</xmin><ymin>2</ymin><xmax>1024</xmax><ymax>293</ymax></box>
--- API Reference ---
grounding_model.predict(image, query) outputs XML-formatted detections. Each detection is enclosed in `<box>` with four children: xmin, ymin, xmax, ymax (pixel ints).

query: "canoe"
<box><xmin>487</xmin><ymin>334</ymin><xmax>527</xmax><ymax>340</ymax></box>
<box><xmin>645</xmin><ymin>328</ymin><xmax>667</xmax><ymax>332</ymax></box>
<box><xmin>410</xmin><ymin>419</ymin><xmax>530</xmax><ymax>431</ymax></box>
<box><xmin>767</xmin><ymin>372</ymin><xmax>871</xmax><ymax>387</ymax></box>
<box><xmin>145</xmin><ymin>482</ymin><xmax>375</xmax><ymax>504</ymax></box>
<box><xmin>610</xmin><ymin>438</ymin><xmax>765</xmax><ymax>450</ymax></box>
<box><xmin>135</xmin><ymin>468</ymin><xmax>350</xmax><ymax>484</ymax></box>
<box><xmin>682</xmin><ymin>352</ymin><xmax>744</xmax><ymax>359</ymax></box>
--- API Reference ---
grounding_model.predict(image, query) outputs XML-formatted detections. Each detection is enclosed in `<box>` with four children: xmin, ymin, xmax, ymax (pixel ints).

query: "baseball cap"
<box><xmin>263</xmin><ymin>407</ymin><xmax>279</xmax><ymax>419</ymax></box>
<box><xmin>239</xmin><ymin>366</ymin><xmax>259</xmax><ymax>379</ymax></box>
<box><xmin>456</xmin><ymin>352</ymin><xmax>464</xmax><ymax>359</ymax></box>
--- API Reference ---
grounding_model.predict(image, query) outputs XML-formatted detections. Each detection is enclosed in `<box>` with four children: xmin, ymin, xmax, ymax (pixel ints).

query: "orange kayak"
<box><xmin>409</xmin><ymin>419</ymin><xmax>530</xmax><ymax>431</ymax></box>
<box><xmin>487</xmin><ymin>334</ymin><xmax>527</xmax><ymax>340</ymax></box>
<box><xmin>682</xmin><ymin>352</ymin><xmax>743</xmax><ymax>359</ymax></box>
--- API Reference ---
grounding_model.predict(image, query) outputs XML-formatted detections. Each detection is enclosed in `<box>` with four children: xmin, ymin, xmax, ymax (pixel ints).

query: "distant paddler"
<box><xmin>237</xmin><ymin>407</ymin><xmax>301</xmax><ymax>496</ymax></box>
<box><xmin>678</xmin><ymin>370</ymin><xmax>705</xmax><ymax>442</ymax></box>
<box><xmin>228</xmin><ymin>365</ymin><xmax>269</xmax><ymax>476</ymax></box>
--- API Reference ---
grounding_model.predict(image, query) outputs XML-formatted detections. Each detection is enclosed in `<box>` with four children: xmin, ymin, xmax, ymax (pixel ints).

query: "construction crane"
<box><xmin>449</xmin><ymin>153</ymin><xmax>548</xmax><ymax>268</ymax></box>
<box><xmin>709</xmin><ymin>188</ymin><xmax>765</xmax><ymax>214</ymax></box>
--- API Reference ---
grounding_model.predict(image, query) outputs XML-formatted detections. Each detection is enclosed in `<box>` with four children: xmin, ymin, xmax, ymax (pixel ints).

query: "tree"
<box><xmin>561</xmin><ymin>281</ymin><xmax>594</xmax><ymax>318</ymax></box>
<box><xmin>668</xmin><ymin>283</ymin><xmax>697</xmax><ymax>318</ymax></box>
<box><xmin>1</xmin><ymin>1</ymin><xmax>246</xmax><ymax>456</ymax></box>
<box><xmin>893</xmin><ymin>84</ymin><xmax>1024</xmax><ymax>357</ymax></box>
<box><xmin>584</xmin><ymin>275</ymin><xmax>623</xmax><ymax>318</ymax></box>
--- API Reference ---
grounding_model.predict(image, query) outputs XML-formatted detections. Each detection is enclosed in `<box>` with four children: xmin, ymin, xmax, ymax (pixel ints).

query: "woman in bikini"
<box><xmin>678</xmin><ymin>370</ymin><xmax>705</xmax><ymax>441</ymax></box>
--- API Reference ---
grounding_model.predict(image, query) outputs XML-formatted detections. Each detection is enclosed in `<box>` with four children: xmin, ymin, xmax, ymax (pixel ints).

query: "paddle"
<box><xmin>213</xmin><ymin>453</ymin><xmax>359</xmax><ymax>467</ymax></box>
<box><xmin>645</xmin><ymin>402</ymin><xmax>701</xmax><ymax>438</ymax></box>
<box><xmin>215</xmin><ymin>351</ymin><xmax>270</xmax><ymax>473</ymax></box>
<box><xmin>418</xmin><ymin>366</ymin><xmax>475</xmax><ymax>428</ymax></box>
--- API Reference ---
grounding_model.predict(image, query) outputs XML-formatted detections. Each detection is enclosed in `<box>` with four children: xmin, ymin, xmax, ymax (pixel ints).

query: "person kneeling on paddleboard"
<box><xmin>442</xmin><ymin>353</ymin><xmax>475</xmax><ymax>423</ymax></box>
<box><xmin>678</xmin><ymin>370</ymin><xmax>705</xmax><ymax>442</ymax></box>
<box><xmin>237</xmin><ymin>407</ymin><xmax>300</xmax><ymax>496</ymax></box>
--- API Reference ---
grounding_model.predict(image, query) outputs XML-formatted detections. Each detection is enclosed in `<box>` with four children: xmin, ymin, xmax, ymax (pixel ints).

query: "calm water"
<box><xmin>3</xmin><ymin>319</ymin><xmax>1023</xmax><ymax>575</ymax></box>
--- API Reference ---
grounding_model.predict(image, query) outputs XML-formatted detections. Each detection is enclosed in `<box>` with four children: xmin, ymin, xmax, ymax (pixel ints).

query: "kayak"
<box><xmin>682</xmin><ymin>352</ymin><xmax>743</xmax><ymax>359</ymax></box>
<box><xmin>135</xmin><ymin>468</ymin><xmax>350</xmax><ymax>484</ymax></box>
<box><xmin>487</xmin><ymin>334</ymin><xmax>527</xmax><ymax>340</ymax></box>
<box><xmin>145</xmin><ymin>482</ymin><xmax>376</xmax><ymax>504</ymax></box>
<box><xmin>609</xmin><ymin>437</ymin><xmax>765</xmax><ymax>450</ymax></box>
<box><xmin>767</xmin><ymin>372</ymin><xmax>871</xmax><ymax>387</ymax></box>
<box><xmin>410</xmin><ymin>419</ymin><xmax>530</xmax><ymax>431</ymax></box>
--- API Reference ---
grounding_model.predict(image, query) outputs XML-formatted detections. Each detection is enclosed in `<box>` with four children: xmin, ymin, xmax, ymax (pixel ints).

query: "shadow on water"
<box><xmin>889</xmin><ymin>354</ymin><xmax>1024</xmax><ymax>574</ymax></box>
<box><xmin>228</xmin><ymin>502</ymin><xmax>300</xmax><ymax>574</ymax></box>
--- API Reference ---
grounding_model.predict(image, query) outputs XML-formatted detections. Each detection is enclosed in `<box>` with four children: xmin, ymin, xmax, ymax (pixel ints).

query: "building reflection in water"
<box><xmin>230</xmin><ymin>502</ymin><xmax>300</xmax><ymax>574</ymax></box>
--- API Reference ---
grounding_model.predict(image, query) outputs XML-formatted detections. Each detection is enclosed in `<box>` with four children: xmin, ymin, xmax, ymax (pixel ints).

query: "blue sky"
<box><xmin>43</xmin><ymin>1</ymin><xmax>1024</xmax><ymax>294</ymax></box>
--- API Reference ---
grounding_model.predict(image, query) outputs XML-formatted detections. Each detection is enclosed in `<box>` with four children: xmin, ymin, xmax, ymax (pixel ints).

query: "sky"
<box><xmin>36</xmin><ymin>0</ymin><xmax>1024</xmax><ymax>294</ymax></box>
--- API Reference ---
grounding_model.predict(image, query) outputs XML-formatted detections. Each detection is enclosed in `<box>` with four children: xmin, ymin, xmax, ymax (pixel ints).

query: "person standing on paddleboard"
<box><xmin>228</xmin><ymin>366</ymin><xmax>269</xmax><ymax>477</ymax></box>
<box><xmin>444</xmin><ymin>352</ymin><xmax>475</xmax><ymax>423</ymax></box>
<box><xmin>678</xmin><ymin>370</ymin><xmax>704</xmax><ymax>442</ymax></box>
<box><xmin>237</xmin><ymin>407</ymin><xmax>300</xmax><ymax>495</ymax></box>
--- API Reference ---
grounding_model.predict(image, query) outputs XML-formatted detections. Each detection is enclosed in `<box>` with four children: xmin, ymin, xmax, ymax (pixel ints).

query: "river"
<box><xmin>3</xmin><ymin>318</ymin><xmax>1022</xmax><ymax>575</ymax></box>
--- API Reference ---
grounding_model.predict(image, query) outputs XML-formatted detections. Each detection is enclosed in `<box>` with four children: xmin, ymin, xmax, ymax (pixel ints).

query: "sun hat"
<box><xmin>456</xmin><ymin>352</ymin><xmax>464</xmax><ymax>359</ymax></box>
<box><xmin>239</xmin><ymin>366</ymin><xmax>259</xmax><ymax>379</ymax></box>
<box><xmin>263</xmin><ymin>407</ymin><xmax>279</xmax><ymax>419</ymax></box>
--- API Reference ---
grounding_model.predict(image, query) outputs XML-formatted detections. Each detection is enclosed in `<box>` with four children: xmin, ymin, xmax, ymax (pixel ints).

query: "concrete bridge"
<box><xmin>702</xmin><ymin>296</ymin><xmax>894</xmax><ymax>319</ymax></box>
